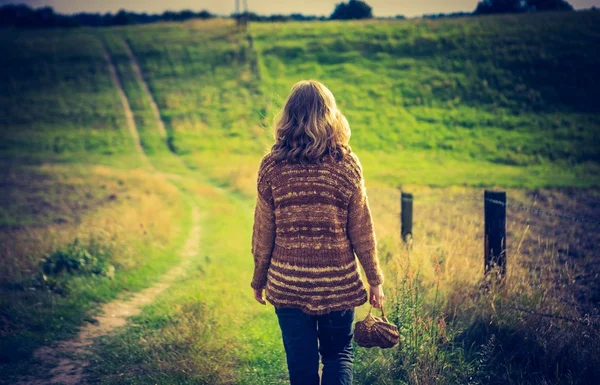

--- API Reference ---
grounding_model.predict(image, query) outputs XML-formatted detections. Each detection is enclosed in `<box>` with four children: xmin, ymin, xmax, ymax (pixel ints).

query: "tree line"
<box><xmin>475</xmin><ymin>0</ymin><xmax>573</xmax><ymax>14</ymax></box>
<box><xmin>0</xmin><ymin>4</ymin><xmax>214</xmax><ymax>28</ymax></box>
<box><xmin>331</xmin><ymin>0</ymin><xmax>576</xmax><ymax>19</ymax></box>
<box><xmin>0</xmin><ymin>0</ymin><xmax>577</xmax><ymax>28</ymax></box>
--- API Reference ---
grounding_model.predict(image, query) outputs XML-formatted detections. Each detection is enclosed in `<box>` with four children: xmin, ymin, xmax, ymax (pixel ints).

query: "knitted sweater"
<box><xmin>251</xmin><ymin>151</ymin><xmax>384</xmax><ymax>315</ymax></box>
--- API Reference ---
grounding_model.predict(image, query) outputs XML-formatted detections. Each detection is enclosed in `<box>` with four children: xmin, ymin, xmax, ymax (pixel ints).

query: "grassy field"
<box><xmin>106</xmin><ymin>13</ymin><xmax>600</xmax><ymax>190</ymax></box>
<box><xmin>0</xmin><ymin>11</ymin><xmax>599</xmax><ymax>385</ymax></box>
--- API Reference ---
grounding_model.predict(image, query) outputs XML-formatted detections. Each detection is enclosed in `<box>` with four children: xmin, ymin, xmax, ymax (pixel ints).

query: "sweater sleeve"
<box><xmin>250</xmin><ymin>156</ymin><xmax>276</xmax><ymax>290</ymax></box>
<box><xmin>347</xmin><ymin>162</ymin><xmax>384</xmax><ymax>287</ymax></box>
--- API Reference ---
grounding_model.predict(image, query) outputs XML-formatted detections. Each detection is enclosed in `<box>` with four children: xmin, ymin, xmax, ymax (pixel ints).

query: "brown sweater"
<box><xmin>251</xmin><ymin>151</ymin><xmax>384</xmax><ymax>315</ymax></box>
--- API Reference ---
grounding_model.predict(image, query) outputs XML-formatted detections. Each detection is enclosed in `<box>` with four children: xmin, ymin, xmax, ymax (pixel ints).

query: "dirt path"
<box><xmin>14</xmin><ymin>45</ymin><xmax>204</xmax><ymax>385</ymax></box>
<box><xmin>16</xmin><ymin>207</ymin><xmax>201</xmax><ymax>385</ymax></box>
<box><xmin>103</xmin><ymin>47</ymin><xmax>149</xmax><ymax>162</ymax></box>
<box><xmin>122</xmin><ymin>40</ymin><xmax>169</xmax><ymax>142</ymax></box>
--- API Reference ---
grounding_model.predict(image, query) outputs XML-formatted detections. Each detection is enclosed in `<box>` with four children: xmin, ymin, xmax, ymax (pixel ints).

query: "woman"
<box><xmin>251</xmin><ymin>80</ymin><xmax>385</xmax><ymax>385</ymax></box>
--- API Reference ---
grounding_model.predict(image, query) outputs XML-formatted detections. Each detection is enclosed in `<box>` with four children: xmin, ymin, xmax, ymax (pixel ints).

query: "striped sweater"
<box><xmin>251</xmin><ymin>151</ymin><xmax>384</xmax><ymax>315</ymax></box>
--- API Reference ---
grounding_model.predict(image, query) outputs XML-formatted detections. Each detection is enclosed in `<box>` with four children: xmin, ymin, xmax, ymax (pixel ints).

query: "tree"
<box><xmin>527</xmin><ymin>0</ymin><xmax>573</xmax><ymax>11</ymax></box>
<box><xmin>474</xmin><ymin>0</ymin><xmax>527</xmax><ymax>14</ymax></box>
<box><xmin>113</xmin><ymin>9</ymin><xmax>134</xmax><ymax>25</ymax></box>
<box><xmin>474</xmin><ymin>0</ymin><xmax>574</xmax><ymax>13</ymax></box>
<box><xmin>0</xmin><ymin>4</ymin><xmax>215</xmax><ymax>28</ymax></box>
<box><xmin>330</xmin><ymin>0</ymin><xmax>373</xmax><ymax>20</ymax></box>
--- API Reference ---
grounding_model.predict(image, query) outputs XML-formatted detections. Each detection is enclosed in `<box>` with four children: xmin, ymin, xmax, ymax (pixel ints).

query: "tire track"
<box><xmin>122</xmin><ymin>40</ymin><xmax>170</xmax><ymax>144</ymax></box>
<box><xmin>102</xmin><ymin>47</ymin><xmax>148</xmax><ymax>162</ymax></box>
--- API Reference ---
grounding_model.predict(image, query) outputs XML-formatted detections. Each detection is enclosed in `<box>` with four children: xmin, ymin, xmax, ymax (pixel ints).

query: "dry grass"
<box><xmin>364</xmin><ymin>184</ymin><xmax>600</xmax><ymax>384</ymax></box>
<box><xmin>112</xmin><ymin>300</ymin><xmax>238</xmax><ymax>384</ymax></box>
<box><xmin>167</xmin><ymin>152</ymin><xmax>600</xmax><ymax>383</ymax></box>
<box><xmin>0</xmin><ymin>163</ymin><xmax>183</xmax><ymax>283</ymax></box>
<box><xmin>186</xmin><ymin>152</ymin><xmax>265</xmax><ymax>196</ymax></box>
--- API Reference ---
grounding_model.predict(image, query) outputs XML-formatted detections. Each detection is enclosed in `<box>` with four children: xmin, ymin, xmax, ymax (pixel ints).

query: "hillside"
<box><xmin>1</xmin><ymin>11</ymin><xmax>600</xmax><ymax>385</ymax></box>
<box><xmin>1</xmin><ymin>11</ymin><xmax>599</xmax><ymax>188</ymax></box>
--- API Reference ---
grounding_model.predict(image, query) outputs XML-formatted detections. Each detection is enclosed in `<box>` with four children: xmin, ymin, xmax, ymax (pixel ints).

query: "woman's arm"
<box><xmin>347</xmin><ymin>165</ymin><xmax>384</xmax><ymax>288</ymax></box>
<box><xmin>250</xmin><ymin>157</ymin><xmax>276</xmax><ymax>291</ymax></box>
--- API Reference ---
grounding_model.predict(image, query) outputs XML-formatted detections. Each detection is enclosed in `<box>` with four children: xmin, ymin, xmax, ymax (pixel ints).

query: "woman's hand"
<box><xmin>254</xmin><ymin>288</ymin><xmax>266</xmax><ymax>305</ymax></box>
<box><xmin>369</xmin><ymin>284</ymin><xmax>385</xmax><ymax>308</ymax></box>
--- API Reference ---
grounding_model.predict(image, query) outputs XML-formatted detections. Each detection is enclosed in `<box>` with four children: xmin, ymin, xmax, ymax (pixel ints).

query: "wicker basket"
<box><xmin>353</xmin><ymin>305</ymin><xmax>399</xmax><ymax>349</ymax></box>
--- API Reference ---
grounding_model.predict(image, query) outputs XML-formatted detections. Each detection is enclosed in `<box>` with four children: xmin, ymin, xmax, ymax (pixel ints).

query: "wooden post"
<box><xmin>484</xmin><ymin>190</ymin><xmax>506</xmax><ymax>277</ymax></box>
<box><xmin>401</xmin><ymin>192</ymin><xmax>413</xmax><ymax>244</ymax></box>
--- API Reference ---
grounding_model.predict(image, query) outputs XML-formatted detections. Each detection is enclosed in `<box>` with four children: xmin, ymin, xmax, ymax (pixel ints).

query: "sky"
<box><xmin>1</xmin><ymin>0</ymin><xmax>599</xmax><ymax>17</ymax></box>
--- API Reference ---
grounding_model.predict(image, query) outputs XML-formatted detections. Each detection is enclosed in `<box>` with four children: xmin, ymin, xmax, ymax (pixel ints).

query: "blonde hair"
<box><xmin>271</xmin><ymin>80</ymin><xmax>351</xmax><ymax>164</ymax></box>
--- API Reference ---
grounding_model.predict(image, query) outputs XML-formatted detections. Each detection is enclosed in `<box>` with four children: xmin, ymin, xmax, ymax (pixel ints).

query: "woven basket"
<box><xmin>353</xmin><ymin>305</ymin><xmax>399</xmax><ymax>349</ymax></box>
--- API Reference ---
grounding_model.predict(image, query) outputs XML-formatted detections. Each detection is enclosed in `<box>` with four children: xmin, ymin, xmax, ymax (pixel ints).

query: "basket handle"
<box><xmin>367</xmin><ymin>304</ymin><xmax>387</xmax><ymax>319</ymax></box>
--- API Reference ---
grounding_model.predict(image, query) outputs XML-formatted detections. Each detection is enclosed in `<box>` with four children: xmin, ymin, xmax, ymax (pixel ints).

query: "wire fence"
<box><xmin>401</xmin><ymin>192</ymin><xmax>600</xmax><ymax>227</ymax></box>
<box><xmin>397</xmin><ymin>189</ymin><xmax>600</xmax><ymax>323</ymax></box>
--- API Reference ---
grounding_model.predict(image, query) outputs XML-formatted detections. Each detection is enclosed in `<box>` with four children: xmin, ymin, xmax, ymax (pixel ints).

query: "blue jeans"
<box><xmin>275</xmin><ymin>306</ymin><xmax>355</xmax><ymax>385</ymax></box>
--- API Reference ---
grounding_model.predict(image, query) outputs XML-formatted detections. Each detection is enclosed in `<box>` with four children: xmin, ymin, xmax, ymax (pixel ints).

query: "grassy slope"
<box><xmin>88</xmin><ymin>187</ymin><xmax>290</xmax><ymax>385</ymax></box>
<box><xmin>86</xmin><ymin>12</ymin><xmax>600</xmax><ymax>385</ymax></box>
<box><xmin>1</xmin><ymin>11</ymin><xmax>599</xmax><ymax>385</ymax></box>
<box><xmin>0</xmin><ymin>20</ymin><xmax>289</xmax><ymax>383</ymax></box>
<box><xmin>252</xmin><ymin>12</ymin><xmax>600</xmax><ymax>188</ymax></box>
<box><xmin>0</xmin><ymin>165</ymin><xmax>192</xmax><ymax>366</ymax></box>
<box><xmin>85</xmin><ymin>21</ymin><xmax>291</xmax><ymax>384</ymax></box>
<box><xmin>0</xmin><ymin>29</ymin><xmax>137</xmax><ymax>163</ymax></box>
<box><xmin>4</xmin><ymin>13</ymin><xmax>598</xmax><ymax>188</ymax></box>
<box><xmin>0</xmin><ymin>26</ymin><xmax>194</xmax><ymax>379</ymax></box>
<box><xmin>113</xmin><ymin>12</ymin><xmax>600</xmax><ymax>190</ymax></box>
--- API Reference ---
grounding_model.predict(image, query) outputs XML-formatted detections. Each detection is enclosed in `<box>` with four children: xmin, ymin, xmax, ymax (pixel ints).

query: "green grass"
<box><xmin>250</xmin><ymin>13</ymin><xmax>600</xmax><ymax>187</ymax></box>
<box><xmin>108</xmin><ymin>20</ymin><xmax>267</xmax><ymax>155</ymax></box>
<box><xmin>0</xmin><ymin>29</ymin><xmax>134</xmax><ymax>158</ymax></box>
<box><xmin>86</xmin><ymin>186</ymin><xmax>290</xmax><ymax>384</ymax></box>
<box><xmin>0</xmin><ymin>164</ymin><xmax>193</xmax><ymax>375</ymax></box>
<box><xmin>1</xmin><ymin>10</ymin><xmax>599</xmax><ymax>385</ymax></box>
<box><xmin>2</xmin><ymin>13</ymin><xmax>599</xmax><ymax>187</ymax></box>
<box><xmin>0</xmin><ymin>24</ymin><xmax>193</xmax><ymax>380</ymax></box>
<box><xmin>95</xmin><ymin>12</ymin><xmax>600</xmax><ymax>189</ymax></box>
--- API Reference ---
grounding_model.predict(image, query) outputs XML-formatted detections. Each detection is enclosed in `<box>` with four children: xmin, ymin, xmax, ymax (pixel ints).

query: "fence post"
<box><xmin>401</xmin><ymin>192</ymin><xmax>413</xmax><ymax>245</ymax></box>
<box><xmin>484</xmin><ymin>190</ymin><xmax>507</xmax><ymax>277</ymax></box>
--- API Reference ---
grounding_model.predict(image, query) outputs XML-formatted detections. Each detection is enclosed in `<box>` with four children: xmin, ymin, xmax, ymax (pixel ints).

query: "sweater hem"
<box><xmin>266</xmin><ymin>290</ymin><xmax>368</xmax><ymax>316</ymax></box>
